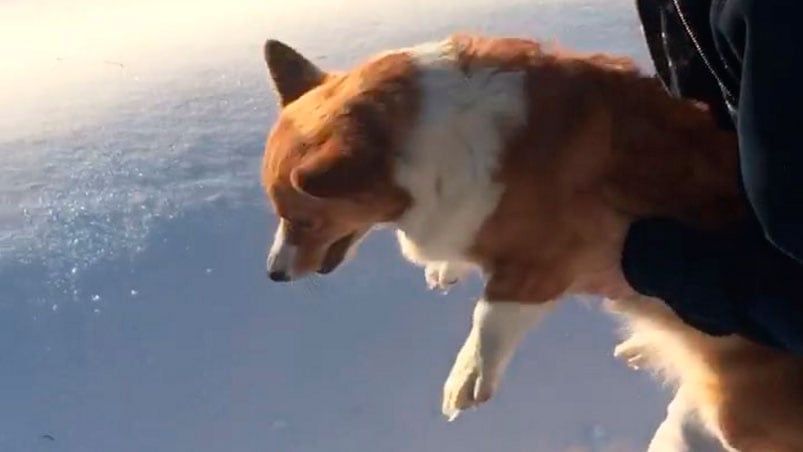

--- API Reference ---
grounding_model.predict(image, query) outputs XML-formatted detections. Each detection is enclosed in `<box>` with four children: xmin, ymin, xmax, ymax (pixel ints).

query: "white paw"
<box><xmin>441</xmin><ymin>332</ymin><xmax>498</xmax><ymax>421</ymax></box>
<box><xmin>614</xmin><ymin>336</ymin><xmax>649</xmax><ymax>370</ymax></box>
<box><xmin>425</xmin><ymin>262</ymin><xmax>470</xmax><ymax>293</ymax></box>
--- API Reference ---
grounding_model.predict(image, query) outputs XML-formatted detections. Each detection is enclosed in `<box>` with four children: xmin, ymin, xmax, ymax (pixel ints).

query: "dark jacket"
<box><xmin>624</xmin><ymin>0</ymin><xmax>803</xmax><ymax>353</ymax></box>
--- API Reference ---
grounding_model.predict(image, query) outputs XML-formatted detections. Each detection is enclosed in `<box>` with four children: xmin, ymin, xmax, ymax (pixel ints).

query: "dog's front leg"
<box><xmin>441</xmin><ymin>298</ymin><xmax>553</xmax><ymax>420</ymax></box>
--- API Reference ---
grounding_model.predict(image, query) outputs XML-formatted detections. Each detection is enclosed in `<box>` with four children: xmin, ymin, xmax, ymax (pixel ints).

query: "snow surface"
<box><xmin>1</xmin><ymin>0</ymin><xmax>670</xmax><ymax>451</ymax></box>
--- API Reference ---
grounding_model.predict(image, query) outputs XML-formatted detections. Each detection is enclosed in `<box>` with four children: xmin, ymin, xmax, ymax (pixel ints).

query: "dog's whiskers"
<box><xmin>299</xmin><ymin>277</ymin><xmax>324</xmax><ymax>297</ymax></box>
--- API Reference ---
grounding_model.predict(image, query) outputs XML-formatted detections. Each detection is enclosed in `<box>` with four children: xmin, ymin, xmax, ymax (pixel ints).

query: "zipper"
<box><xmin>672</xmin><ymin>0</ymin><xmax>736</xmax><ymax>107</ymax></box>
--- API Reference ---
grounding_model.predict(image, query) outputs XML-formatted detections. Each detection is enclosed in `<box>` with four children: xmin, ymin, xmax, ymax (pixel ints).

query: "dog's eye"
<box><xmin>288</xmin><ymin>218</ymin><xmax>316</xmax><ymax>230</ymax></box>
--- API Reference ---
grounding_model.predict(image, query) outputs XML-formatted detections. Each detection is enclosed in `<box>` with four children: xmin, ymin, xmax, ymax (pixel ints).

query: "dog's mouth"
<box><xmin>317</xmin><ymin>232</ymin><xmax>356</xmax><ymax>274</ymax></box>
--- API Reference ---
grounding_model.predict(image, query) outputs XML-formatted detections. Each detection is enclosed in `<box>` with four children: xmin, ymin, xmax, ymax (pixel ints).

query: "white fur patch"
<box><xmin>266</xmin><ymin>219</ymin><xmax>297</xmax><ymax>277</ymax></box>
<box><xmin>393</xmin><ymin>38</ymin><xmax>527</xmax><ymax>263</ymax></box>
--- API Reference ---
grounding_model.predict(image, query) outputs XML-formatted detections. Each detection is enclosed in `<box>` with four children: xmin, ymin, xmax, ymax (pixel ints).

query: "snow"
<box><xmin>0</xmin><ymin>0</ymin><xmax>670</xmax><ymax>451</ymax></box>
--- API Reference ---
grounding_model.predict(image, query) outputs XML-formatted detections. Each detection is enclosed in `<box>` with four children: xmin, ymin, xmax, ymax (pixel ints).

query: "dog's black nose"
<box><xmin>268</xmin><ymin>270</ymin><xmax>290</xmax><ymax>282</ymax></box>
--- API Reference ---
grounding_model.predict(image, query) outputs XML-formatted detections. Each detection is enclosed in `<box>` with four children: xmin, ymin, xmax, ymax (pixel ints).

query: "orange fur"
<box><xmin>260</xmin><ymin>34</ymin><xmax>803</xmax><ymax>451</ymax></box>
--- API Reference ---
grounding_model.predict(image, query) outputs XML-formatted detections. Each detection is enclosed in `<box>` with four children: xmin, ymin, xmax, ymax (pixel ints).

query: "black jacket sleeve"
<box><xmin>622</xmin><ymin>0</ymin><xmax>803</xmax><ymax>354</ymax></box>
<box><xmin>727</xmin><ymin>0</ymin><xmax>803</xmax><ymax>261</ymax></box>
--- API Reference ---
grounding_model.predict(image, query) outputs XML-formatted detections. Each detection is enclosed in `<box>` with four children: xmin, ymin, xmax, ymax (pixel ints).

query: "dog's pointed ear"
<box><xmin>264</xmin><ymin>39</ymin><xmax>327</xmax><ymax>106</ymax></box>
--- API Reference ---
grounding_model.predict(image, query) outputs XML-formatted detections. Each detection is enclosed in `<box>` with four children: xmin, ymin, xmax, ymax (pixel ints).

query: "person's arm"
<box><xmin>621</xmin><ymin>0</ymin><xmax>803</xmax><ymax>354</ymax></box>
<box><xmin>622</xmin><ymin>218</ymin><xmax>801</xmax><ymax>352</ymax></box>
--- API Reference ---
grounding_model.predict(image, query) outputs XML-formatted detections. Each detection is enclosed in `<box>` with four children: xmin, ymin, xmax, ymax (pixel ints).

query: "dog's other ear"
<box><xmin>290</xmin><ymin>147</ymin><xmax>379</xmax><ymax>199</ymax></box>
<box><xmin>264</xmin><ymin>39</ymin><xmax>327</xmax><ymax>106</ymax></box>
<box><xmin>290</xmin><ymin>101</ymin><xmax>391</xmax><ymax>199</ymax></box>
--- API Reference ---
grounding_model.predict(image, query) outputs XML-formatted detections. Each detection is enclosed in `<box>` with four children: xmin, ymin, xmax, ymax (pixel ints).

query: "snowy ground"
<box><xmin>1</xmin><ymin>1</ymin><xmax>670</xmax><ymax>451</ymax></box>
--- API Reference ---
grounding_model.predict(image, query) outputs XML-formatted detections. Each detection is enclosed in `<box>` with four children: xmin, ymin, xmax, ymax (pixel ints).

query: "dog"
<box><xmin>259</xmin><ymin>33</ymin><xmax>803</xmax><ymax>451</ymax></box>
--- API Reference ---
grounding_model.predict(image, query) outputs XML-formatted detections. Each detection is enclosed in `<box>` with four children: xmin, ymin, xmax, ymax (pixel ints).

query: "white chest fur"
<box><xmin>392</xmin><ymin>39</ymin><xmax>527</xmax><ymax>263</ymax></box>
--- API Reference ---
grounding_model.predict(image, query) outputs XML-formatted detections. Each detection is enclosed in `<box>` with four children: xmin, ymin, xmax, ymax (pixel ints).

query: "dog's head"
<box><xmin>260</xmin><ymin>40</ymin><xmax>416</xmax><ymax>281</ymax></box>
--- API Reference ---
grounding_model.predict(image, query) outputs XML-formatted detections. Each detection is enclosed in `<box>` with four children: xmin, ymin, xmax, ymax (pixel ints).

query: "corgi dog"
<box><xmin>259</xmin><ymin>34</ymin><xmax>803</xmax><ymax>451</ymax></box>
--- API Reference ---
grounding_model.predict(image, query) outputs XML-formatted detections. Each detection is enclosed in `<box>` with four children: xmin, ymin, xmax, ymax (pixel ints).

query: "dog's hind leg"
<box><xmin>648</xmin><ymin>387</ymin><xmax>731</xmax><ymax>452</ymax></box>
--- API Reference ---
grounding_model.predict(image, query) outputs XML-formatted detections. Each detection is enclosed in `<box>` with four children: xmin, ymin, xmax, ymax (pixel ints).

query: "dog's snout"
<box><xmin>268</xmin><ymin>270</ymin><xmax>290</xmax><ymax>282</ymax></box>
<box><xmin>267</xmin><ymin>220</ymin><xmax>296</xmax><ymax>282</ymax></box>
<box><xmin>266</xmin><ymin>251</ymin><xmax>292</xmax><ymax>282</ymax></box>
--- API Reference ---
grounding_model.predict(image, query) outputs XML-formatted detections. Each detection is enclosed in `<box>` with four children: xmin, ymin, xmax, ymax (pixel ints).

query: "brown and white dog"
<box><xmin>259</xmin><ymin>34</ymin><xmax>803</xmax><ymax>451</ymax></box>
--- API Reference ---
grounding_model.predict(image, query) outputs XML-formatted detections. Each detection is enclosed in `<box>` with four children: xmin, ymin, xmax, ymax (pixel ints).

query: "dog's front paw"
<box><xmin>425</xmin><ymin>261</ymin><xmax>470</xmax><ymax>293</ymax></box>
<box><xmin>613</xmin><ymin>336</ymin><xmax>649</xmax><ymax>370</ymax></box>
<box><xmin>442</xmin><ymin>332</ymin><xmax>497</xmax><ymax>421</ymax></box>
